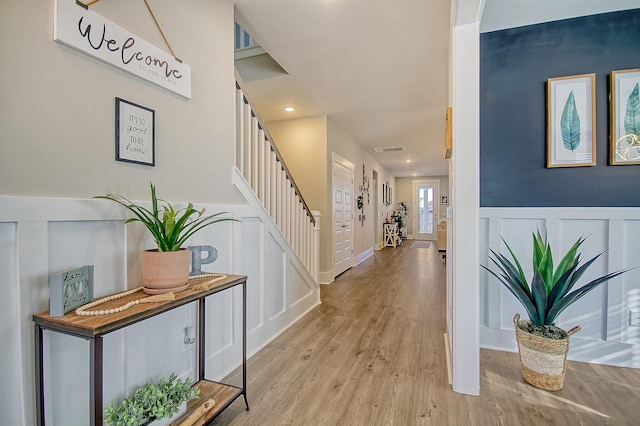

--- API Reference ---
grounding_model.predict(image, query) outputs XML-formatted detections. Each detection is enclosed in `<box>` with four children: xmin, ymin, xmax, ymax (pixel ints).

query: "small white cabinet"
<box><xmin>384</xmin><ymin>223</ymin><xmax>401</xmax><ymax>247</ymax></box>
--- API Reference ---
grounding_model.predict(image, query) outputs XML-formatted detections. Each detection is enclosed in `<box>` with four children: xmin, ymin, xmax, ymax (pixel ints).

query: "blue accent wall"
<box><xmin>480</xmin><ymin>9</ymin><xmax>640</xmax><ymax>207</ymax></box>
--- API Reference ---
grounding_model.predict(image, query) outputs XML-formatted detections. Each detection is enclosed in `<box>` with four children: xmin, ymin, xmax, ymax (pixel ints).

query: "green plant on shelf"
<box><xmin>94</xmin><ymin>182</ymin><xmax>238</xmax><ymax>252</ymax></box>
<box><xmin>104</xmin><ymin>374</ymin><xmax>200</xmax><ymax>426</ymax></box>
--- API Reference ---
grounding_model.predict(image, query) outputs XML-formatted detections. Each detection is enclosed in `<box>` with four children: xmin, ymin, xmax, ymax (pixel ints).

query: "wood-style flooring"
<box><xmin>213</xmin><ymin>241</ymin><xmax>640</xmax><ymax>425</ymax></box>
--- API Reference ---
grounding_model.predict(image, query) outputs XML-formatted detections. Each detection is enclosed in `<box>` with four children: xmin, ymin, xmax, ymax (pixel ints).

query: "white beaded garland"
<box><xmin>75</xmin><ymin>273</ymin><xmax>227</xmax><ymax>316</ymax></box>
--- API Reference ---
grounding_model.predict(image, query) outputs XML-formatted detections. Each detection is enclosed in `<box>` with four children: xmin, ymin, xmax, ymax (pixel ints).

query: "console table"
<box><xmin>33</xmin><ymin>274</ymin><xmax>249</xmax><ymax>426</ymax></box>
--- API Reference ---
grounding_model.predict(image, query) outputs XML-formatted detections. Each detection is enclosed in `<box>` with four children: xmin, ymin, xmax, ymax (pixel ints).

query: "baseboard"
<box><xmin>218</xmin><ymin>297</ymin><xmax>322</xmax><ymax>381</ymax></box>
<box><xmin>319</xmin><ymin>270</ymin><xmax>334</xmax><ymax>285</ymax></box>
<box><xmin>480</xmin><ymin>325</ymin><xmax>640</xmax><ymax>368</ymax></box>
<box><xmin>444</xmin><ymin>333</ymin><xmax>452</xmax><ymax>385</ymax></box>
<box><xmin>354</xmin><ymin>247</ymin><xmax>373</xmax><ymax>265</ymax></box>
<box><xmin>320</xmin><ymin>248</ymin><xmax>373</xmax><ymax>284</ymax></box>
<box><xmin>246</xmin><ymin>298</ymin><xmax>321</xmax><ymax>360</ymax></box>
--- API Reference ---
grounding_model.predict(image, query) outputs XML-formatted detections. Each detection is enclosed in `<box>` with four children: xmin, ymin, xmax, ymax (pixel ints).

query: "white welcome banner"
<box><xmin>54</xmin><ymin>0</ymin><xmax>192</xmax><ymax>99</ymax></box>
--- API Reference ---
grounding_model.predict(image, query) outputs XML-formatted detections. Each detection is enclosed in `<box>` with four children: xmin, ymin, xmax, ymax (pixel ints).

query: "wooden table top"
<box><xmin>33</xmin><ymin>274</ymin><xmax>246</xmax><ymax>338</ymax></box>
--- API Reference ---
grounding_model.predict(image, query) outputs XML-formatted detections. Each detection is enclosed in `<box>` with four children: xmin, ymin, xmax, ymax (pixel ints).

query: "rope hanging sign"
<box><xmin>54</xmin><ymin>0</ymin><xmax>192</xmax><ymax>98</ymax></box>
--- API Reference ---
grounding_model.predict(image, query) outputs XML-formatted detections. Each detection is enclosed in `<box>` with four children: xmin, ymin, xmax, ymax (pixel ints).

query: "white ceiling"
<box><xmin>234</xmin><ymin>0</ymin><xmax>640</xmax><ymax>178</ymax></box>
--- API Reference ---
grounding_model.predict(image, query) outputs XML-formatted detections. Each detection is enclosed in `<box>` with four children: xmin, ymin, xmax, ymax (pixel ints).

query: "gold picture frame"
<box><xmin>610</xmin><ymin>68</ymin><xmax>640</xmax><ymax>165</ymax></box>
<box><xmin>546</xmin><ymin>73</ymin><xmax>596</xmax><ymax>168</ymax></box>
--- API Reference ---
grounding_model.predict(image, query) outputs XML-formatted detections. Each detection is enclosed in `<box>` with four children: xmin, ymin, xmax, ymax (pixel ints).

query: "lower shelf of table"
<box><xmin>170</xmin><ymin>379</ymin><xmax>244</xmax><ymax>425</ymax></box>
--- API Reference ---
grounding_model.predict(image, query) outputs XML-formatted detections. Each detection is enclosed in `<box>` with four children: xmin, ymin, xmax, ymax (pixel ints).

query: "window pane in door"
<box><xmin>419</xmin><ymin>186</ymin><xmax>434</xmax><ymax>234</ymax></box>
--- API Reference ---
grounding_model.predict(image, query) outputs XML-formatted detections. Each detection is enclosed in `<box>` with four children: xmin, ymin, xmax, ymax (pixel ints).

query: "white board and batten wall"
<box><xmin>0</xmin><ymin>194</ymin><xmax>320</xmax><ymax>426</ymax></box>
<box><xmin>480</xmin><ymin>207</ymin><xmax>640</xmax><ymax>368</ymax></box>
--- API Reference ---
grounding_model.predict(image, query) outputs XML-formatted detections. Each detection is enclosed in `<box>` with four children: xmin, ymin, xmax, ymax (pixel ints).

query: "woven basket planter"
<box><xmin>513</xmin><ymin>314</ymin><xmax>581</xmax><ymax>391</ymax></box>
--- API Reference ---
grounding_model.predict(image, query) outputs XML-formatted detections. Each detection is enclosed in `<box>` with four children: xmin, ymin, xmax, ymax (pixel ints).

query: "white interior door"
<box><xmin>413</xmin><ymin>179</ymin><xmax>440</xmax><ymax>241</ymax></box>
<box><xmin>333</xmin><ymin>156</ymin><xmax>354</xmax><ymax>277</ymax></box>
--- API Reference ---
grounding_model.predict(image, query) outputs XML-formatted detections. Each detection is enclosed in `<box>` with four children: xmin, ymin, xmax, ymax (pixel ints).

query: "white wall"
<box><xmin>480</xmin><ymin>207</ymin><xmax>640</xmax><ymax>368</ymax></box>
<box><xmin>0</xmin><ymin>1</ymin><xmax>321</xmax><ymax>424</ymax></box>
<box><xmin>327</xmin><ymin>118</ymin><xmax>395</xmax><ymax>269</ymax></box>
<box><xmin>0</xmin><ymin>0</ymin><xmax>242</xmax><ymax>204</ymax></box>
<box><xmin>266</xmin><ymin>116</ymin><xmax>329</xmax><ymax>214</ymax></box>
<box><xmin>266</xmin><ymin>116</ymin><xmax>330</xmax><ymax>277</ymax></box>
<box><xmin>450</xmin><ymin>17</ymin><xmax>481</xmax><ymax>395</ymax></box>
<box><xmin>266</xmin><ymin>115</ymin><xmax>394</xmax><ymax>282</ymax></box>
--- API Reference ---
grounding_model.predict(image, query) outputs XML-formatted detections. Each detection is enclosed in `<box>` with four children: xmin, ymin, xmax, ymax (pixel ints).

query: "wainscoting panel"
<box><xmin>480</xmin><ymin>208</ymin><xmax>640</xmax><ymax>368</ymax></box>
<box><xmin>265</xmin><ymin>231</ymin><xmax>286</xmax><ymax>320</ymax></box>
<box><xmin>623</xmin><ymin>220</ymin><xmax>640</xmax><ymax>351</ymax></box>
<box><xmin>287</xmin><ymin>260</ymin><xmax>314</xmax><ymax>308</ymax></box>
<box><xmin>0</xmin><ymin>222</ymin><xmax>22</xmax><ymax>426</ymax></box>
<box><xmin>0</xmin><ymin>195</ymin><xmax>320</xmax><ymax>426</ymax></box>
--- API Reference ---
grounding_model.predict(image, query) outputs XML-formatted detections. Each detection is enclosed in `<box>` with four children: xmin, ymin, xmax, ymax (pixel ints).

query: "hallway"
<box><xmin>214</xmin><ymin>242</ymin><xmax>640</xmax><ymax>425</ymax></box>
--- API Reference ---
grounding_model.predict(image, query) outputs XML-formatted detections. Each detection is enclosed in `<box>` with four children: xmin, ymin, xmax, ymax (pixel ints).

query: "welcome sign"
<box><xmin>54</xmin><ymin>0</ymin><xmax>192</xmax><ymax>98</ymax></box>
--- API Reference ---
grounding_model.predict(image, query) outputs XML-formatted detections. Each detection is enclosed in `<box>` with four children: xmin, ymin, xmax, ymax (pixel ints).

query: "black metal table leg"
<box><xmin>243</xmin><ymin>281</ymin><xmax>249</xmax><ymax>411</ymax></box>
<box><xmin>89</xmin><ymin>337</ymin><xmax>103</xmax><ymax>426</ymax></box>
<box><xmin>199</xmin><ymin>297</ymin><xmax>206</xmax><ymax>381</ymax></box>
<box><xmin>34</xmin><ymin>324</ymin><xmax>45</xmax><ymax>426</ymax></box>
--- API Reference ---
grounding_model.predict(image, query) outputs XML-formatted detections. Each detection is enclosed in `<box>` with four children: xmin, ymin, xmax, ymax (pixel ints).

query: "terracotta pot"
<box><xmin>142</xmin><ymin>248</ymin><xmax>190</xmax><ymax>294</ymax></box>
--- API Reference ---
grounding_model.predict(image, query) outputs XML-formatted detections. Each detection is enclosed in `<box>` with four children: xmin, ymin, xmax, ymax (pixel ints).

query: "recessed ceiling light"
<box><xmin>284</xmin><ymin>106</ymin><xmax>296</xmax><ymax>112</ymax></box>
<box><xmin>405</xmin><ymin>160</ymin><xmax>412</xmax><ymax>163</ymax></box>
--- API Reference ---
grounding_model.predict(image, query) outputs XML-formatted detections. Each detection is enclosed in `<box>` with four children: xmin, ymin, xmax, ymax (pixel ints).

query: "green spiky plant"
<box><xmin>95</xmin><ymin>182</ymin><xmax>238</xmax><ymax>251</ymax></box>
<box><xmin>482</xmin><ymin>230</ymin><xmax>628</xmax><ymax>331</ymax></box>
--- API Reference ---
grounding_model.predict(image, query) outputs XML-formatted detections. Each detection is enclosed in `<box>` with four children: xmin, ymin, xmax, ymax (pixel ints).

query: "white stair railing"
<box><xmin>235</xmin><ymin>76</ymin><xmax>319</xmax><ymax>283</ymax></box>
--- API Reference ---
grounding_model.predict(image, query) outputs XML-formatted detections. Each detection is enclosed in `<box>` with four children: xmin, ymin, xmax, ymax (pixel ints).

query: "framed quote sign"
<box><xmin>116</xmin><ymin>97</ymin><xmax>155</xmax><ymax>166</ymax></box>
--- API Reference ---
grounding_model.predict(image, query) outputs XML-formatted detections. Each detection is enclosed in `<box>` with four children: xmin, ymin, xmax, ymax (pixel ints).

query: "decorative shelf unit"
<box><xmin>384</xmin><ymin>223</ymin><xmax>401</xmax><ymax>247</ymax></box>
<box><xmin>33</xmin><ymin>274</ymin><xmax>249</xmax><ymax>426</ymax></box>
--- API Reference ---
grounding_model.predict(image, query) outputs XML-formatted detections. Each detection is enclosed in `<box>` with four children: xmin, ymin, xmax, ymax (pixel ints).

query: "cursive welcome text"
<box><xmin>78</xmin><ymin>17</ymin><xmax>183</xmax><ymax>80</ymax></box>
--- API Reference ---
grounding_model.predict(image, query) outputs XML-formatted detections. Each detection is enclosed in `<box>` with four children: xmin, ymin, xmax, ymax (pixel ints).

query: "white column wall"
<box><xmin>451</xmin><ymin>20</ymin><xmax>481</xmax><ymax>395</ymax></box>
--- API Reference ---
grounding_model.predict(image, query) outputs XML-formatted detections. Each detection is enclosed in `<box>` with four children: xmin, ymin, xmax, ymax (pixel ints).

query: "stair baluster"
<box><xmin>235</xmin><ymin>78</ymin><xmax>319</xmax><ymax>282</ymax></box>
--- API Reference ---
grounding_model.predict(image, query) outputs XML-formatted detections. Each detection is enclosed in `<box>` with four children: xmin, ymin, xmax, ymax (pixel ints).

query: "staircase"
<box><xmin>234</xmin><ymin>75</ymin><xmax>320</xmax><ymax>283</ymax></box>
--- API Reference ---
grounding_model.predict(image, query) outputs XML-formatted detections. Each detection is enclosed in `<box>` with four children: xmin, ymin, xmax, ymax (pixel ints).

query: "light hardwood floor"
<box><xmin>214</xmin><ymin>241</ymin><xmax>640</xmax><ymax>425</ymax></box>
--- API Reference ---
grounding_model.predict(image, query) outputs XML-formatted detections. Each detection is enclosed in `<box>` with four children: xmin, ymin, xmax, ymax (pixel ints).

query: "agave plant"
<box><xmin>482</xmin><ymin>230</ymin><xmax>628</xmax><ymax>327</ymax></box>
<box><xmin>95</xmin><ymin>182</ymin><xmax>237</xmax><ymax>252</ymax></box>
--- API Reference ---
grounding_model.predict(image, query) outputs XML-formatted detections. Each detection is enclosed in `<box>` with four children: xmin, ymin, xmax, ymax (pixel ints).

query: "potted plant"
<box><xmin>482</xmin><ymin>229</ymin><xmax>628</xmax><ymax>391</ymax></box>
<box><xmin>104</xmin><ymin>373</ymin><xmax>200</xmax><ymax>426</ymax></box>
<box><xmin>391</xmin><ymin>201</ymin><xmax>409</xmax><ymax>239</ymax></box>
<box><xmin>95</xmin><ymin>182</ymin><xmax>237</xmax><ymax>294</ymax></box>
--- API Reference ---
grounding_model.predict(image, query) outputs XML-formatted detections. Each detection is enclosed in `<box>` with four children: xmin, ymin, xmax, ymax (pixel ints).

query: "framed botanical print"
<box><xmin>546</xmin><ymin>74</ymin><xmax>596</xmax><ymax>168</ymax></box>
<box><xmin>610</xmin><ymin>69</ymin><xmax>640</xmax><ymax>165</ymax></box>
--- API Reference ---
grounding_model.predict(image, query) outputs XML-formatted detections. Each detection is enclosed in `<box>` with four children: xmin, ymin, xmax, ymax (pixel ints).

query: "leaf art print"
<box><xmin>561</xmin><ymin>91</ymin><xmax>581</xmax><ymax>151</ymax></box>
<box><xmin>625</xmin><ymin>83</ymin><xmax>640</xmax><ymax>139</ymax></box>
<box><xmin>546</xmin><ymin>73</ymin><xmax>595</xmax><ymax>167</ymax></box>
<box><xmin>610</xmin><ymin>69</ymin><xmax>640</xmax><ymax>165</ymax></box>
